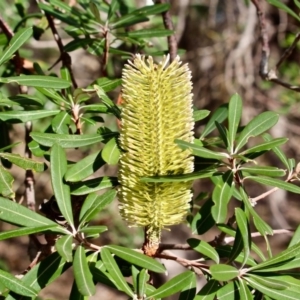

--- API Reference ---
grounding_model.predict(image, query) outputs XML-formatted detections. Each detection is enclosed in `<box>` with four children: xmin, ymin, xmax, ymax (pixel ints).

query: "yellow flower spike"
<box><xmin>118</xmin><ymin>54</ymin><xmax>194</xmax><ymax>256</ymax></box>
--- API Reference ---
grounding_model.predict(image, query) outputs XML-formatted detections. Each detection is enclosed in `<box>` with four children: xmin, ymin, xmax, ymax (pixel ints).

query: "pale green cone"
<box><xmin>118</xmin><ymin>54</ymin><xmax>194</xmax><ymax>253</ymax></box>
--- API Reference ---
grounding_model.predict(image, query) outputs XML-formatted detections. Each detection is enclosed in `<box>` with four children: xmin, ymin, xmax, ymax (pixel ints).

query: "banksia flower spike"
<box><xmin>118</xmin><ymin>55</ymin><xmax>194</xmax><ymax>255</ymax></box>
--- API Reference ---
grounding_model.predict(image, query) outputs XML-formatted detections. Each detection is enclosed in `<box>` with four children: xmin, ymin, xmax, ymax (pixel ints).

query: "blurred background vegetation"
<box><xmin>1</xmin><ymin>0</ymin><xmax>300</xmax><ymax>298</ymax></box>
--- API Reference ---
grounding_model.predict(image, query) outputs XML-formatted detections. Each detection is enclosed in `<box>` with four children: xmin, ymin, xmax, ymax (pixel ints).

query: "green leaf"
<box><xmin>106</xmin><ymin>245</ymin><xmax>165</xmax><ymax>273</ymax></box>
<box><xmin>228</xmin><ymin>93</ymin><xmax>242</xmax><ymax>153</ymax></box>
<box><xmin>147</xmin><ymin>271</ymin><xmax>195</xmax><ymax>299</ymax></box>
<box><xmin>101</xmin><ymin>248</ymin><xmax>134</xmax><ymax>297</ymax></box>
<box><xmin>111</xmin><ymin>13</ymin><xmax>148</xmax><ymax>29</ymax></box>
<box><xmin>217</xmin><ymin>281</ymin><xmax>237</xmax><ymax>300</ymax></box>
<box><xmin>73</xmin><ymin>245</ymin><xmax>96</xmax><ymax>296</ymax></box>
<box><xmin>0</xmin><ymin>196</ymin><xmax>62</xmax><ymax>229</ymax></box>
<box><xmin>215</xmin><ymin>121</ymin><xmax>229</xmax><ymax>148</ymax></box>
<box><xmin>240</xmin><ymin>138</ymin><xmax>288</xmax><ymax>155</ymax></box>
<box><xmin>249</xmin><ymin>242</ymin><xmax>300</xmax><ymax>272</ymax></box>
<box><xmin>36</xmin><ymin>87</ymin><xmax>67</xmax><ymax>104</ymax></box>
<box><xmin>70</xmin><ymin>176</ymin><xmax>118</xmax><ymax>195</ymax></box>
<box><xmin>247</xmin><ymin>274</ymin><xmax>289</xmax><ymax>290</ymax></box>
<box><xmin>0</xmin><ymin>110</ymin><xmax>60</xmax><ymax>123</ymax></box>
<box><xmin>240</xmin><ymin>166</ymin><xmax>285</xmax><ymax>177</ymax></box>
<box><xmin>8</xmin><ymin>95</ymin><xmax>45</xmax><ymax>107</ymax></box>
<box><xmin>246</xmin><ymin>176</ymin><xmax>300</xmax><ymax>194</ymax></box>
<box><xmin>200</xmin><ymin>104</ymin><xmax>228</xmax><ymax>138</ymax></box>
<box><xmin>0</xmin><ymin>269</ymin><xmax>37</xmax><ymax>297</ymax></box>
<box><xmin>132</xmin><ymin>3</ymin><xmax>170</xmax><ymax>16</ymax></box>
<box><xmin>107</xmin><ymin>0</ymin><xmax>118</xmax><ymax>19</ymax></box>
<box><xmin>96</xmin><ymin>77</ymin><xmax>122</xmax><ymax>92</ymax></box>
<box><xmin>193</xmin><ymin>109</ymin><xmax>210</xmax><ymax>122</ymax></box>
<box><xmin>0</xmin><ymin>225</ymin><xmax>59</xmax><ymax>241</ymax></box>
<box><xmin>178</xmin><ymin>271</ymin><xmax>196</xmax><ymax>300</ymax></box>
<box><xmin>137</xmin><ymin>269</ymin><xmax>149</xmax><ymax>299</ymax></box>
<box><xmin>101</xmin><ymin>137</ymin><xmax>121</xmax><ymax>165</ymax></box>
<box><xmin>0</xmin><ymin>75</ymin><xmax>71</xmax><ymax>88</ymax></box>
<box><xmin>31</xmin><ymin>132</ymin><xmax>117</xmax><ymax>148</ymax></box>
<box><xmin>191</xmin><ymin>198</ymin><xmax>215</xmax><ymax>234</ymax></box>
<box><xmin>211</xmin><ymin>171</ymin><xmax>234</xmax><ymax>223</ymax></box>
<box><xmin>65</xmin><ymin>151</ymin><xmax>105</xmax><ymax>182</ymax></box>
<box><xmin>210</xmin><ymin>264</ymin><xmax>238</xmax><ymax>281</ymax></box>
<box><xmin>9</xmin><ymin>252</ymin><xmax>71</xmax><ymax>296</ymax></box>
<box><xmin>50</xmin><ymin>144</ymin><xmax>74</xmax><ymax>228</ymax></box>
<box><xmin>79</xmin><ymin>190</ymin><xmax>116</xmax><ymax>225</ymax></box>
<box><xmin>263</xmin><ymin>134</ymin><xmax>290</xmax><ymax>169</ymax></box>
<box><xmin>79</xmin><ymin>225</ymin><xmax>107</xmax><ymax>237</ymax></box>
<box><xmin>267</xmin><ymin>0</ymin><xmax>300</xmax><ymax>22</ymax></box>
<box><xmin>118</xmin><ymin>28</ymin><xmax>174</xmax><ymax>38</ymax></box>
<box><xmin>235</xmin><ymin>112</ymin><xmax>279</xmax><ymax>151</ymax></box>
<box><xmin>94</xmin><ymin>85</ymin><xmax>121</xmax><ymax>118</ymax></box>
<box><xmin>55</xmin><ymin>234</ymin><xmax>73</xmax><ymax>262</ymax></box>
<box><xmin>289</xmin><ymin>225</ymin><xmax>300</xmax><ymax>248</ymax></box>
<box><xmin>245</xmin><ymin>274</ymin><xmax>299</xmax><ymax>299</ymax></box>
<box><xmin>51</xmin><ymin>111</ymin><xmax>71</xmax><ymax>134</ymax></box>
<box><xmin>176</xmin><ymin>140</ymin><xmax>229</xmax><ymax>160</ymax></box>
<box><xmin>235</xmin><ymin>208</ymin><xmax>251</xmax><ymax>266</ymax></box>
<box><xmin>0</xmin><ymin>153</ymin><xmax>45</xmax><ymax>172</ymax></box>
<box><xmin>69</xmin><ymin>280</ymin><xmax>85</xmax><ymax>300</ymax></box>
<box><xmin>240</xmin><ymin>187</ymin><xmax>273</xmax><ymax>236</ymax></box>
<box><xmin>0</xmin><ymin>165</ymin><xmax>14</xmax><ymax>198</ymax></box>
<box><xmin>238</xmin><ymin>278</ymin><xmax>253</xmax><ymax>300</ymax></box>
<box><xmin>0</xmin><ymin>27</ymin><xmax>33</xmax><ymax>65</ymax></box>
<box><xmin>195</xmin><ymin>279</ymin><xmax>220</xmax><ymax>299</ymax></box>
<box><xmin>187</xmin><ymin>238</ymin><xmax>219</xmax><ymax>263</ymax></box>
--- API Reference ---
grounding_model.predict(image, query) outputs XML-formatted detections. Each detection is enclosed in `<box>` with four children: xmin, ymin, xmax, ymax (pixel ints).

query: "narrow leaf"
<box><xmin>50</xmin><ymin>144</ymin><xmax>74</xmax><ymax>228</ymax></box>
<box><xmin>0</xmin><ymin>196</ymin><xmax>62</xmax><ymax>229</ymax></box>
<box><xmin>51</xmin><ymin>111</ymin><xmax>71</xmax><ymax>134</ymax></box>
<box><xmin>73</xmin><ymin>245</ymin><xmax>96</xmax><ymax>296</ymax></box>
<box><xmin>176</xmin><ymin>140</ymin><xmax>229</xmax><ymax>160</ymax></box>
<box><xmin>79</xmin><ymin>190</ymin><xmax>116</xmax><ymax>225</ymax></box>
<box><xmin>267</xmin><ymin>0</ymin><xmax>300</xmax><ymax>22</ymax></box>
<box><xmin>0</xmin><ymin>165</ymin><xmax>14</xmax><ymax>198</ymax></box>
<box><xmin>193</xmin><ymin>109</ymin><xmax>210</xmax><ymax>122</ymax></box>
<box><xmin>0</xmin><ymin>27</ymin><xmax>33</xmax><ymax>65</ymax></box>
<box><xmin>187</xmin><ymin>238</ymin><xmax>219</xmax><ymax>263</ymax></box>
<box><xmin>210</xmin><ymin>264</ymin><xmax>238</xmax><ymax>281</ymax></box>
<box><xmin>65</xmin><ymin>151</ymin><xmax>105</xmax><ymax>182</ymax></box>
<box><xmin>118</xmin><ymin>29</ymin><xmax>174</xmax><ymax>38</ymax></box>
<box><xmin>235</xmin><ymin>208</ymin><xmax>251</xmax><ymax>266</ymax></box>
<box><xmin>211</xmin><ymin>171</ymin><xmax>234</xmax><ymax>223</ymax></box>
<box><xmin>138</xmin><ymin>269</ymin><xmax>149</xmax><ymax>299</ymax></box>
<box><xmin>246</xmin><ymin>176</ymin><xmax>300</xmax><ymax>194</ymax></box>
<box><xmin>236</xmin><ymin>112</ymin><xmax>279</xmax><ymax>151</ymax></box>
<box><xmin>101</xmin><ymin>137</ymin><xmax>120</xmax><ymax>165</ymax></box>
<box><xmin>0</xmin><ymin>110</ymin><xmax>60</xmax><ymax>123</ymax></box>
<box><xmin>0</xmin><ymin>225</ymin><xmax>59</xmax><ymax>241</ymax></box>
<box><xmin>200</xmin><ymin>104</ymin><xmax>228</xmax><ymax>138</ymax></box>
<box><xmin>228</xmin><ymin>93</ymin><xmax>242</xmax><ymax>153</ymax></box>
<box><xmin>0</xmin><ymin>269</ymin><xmax>37</xmax><ymax>297</ymax></box>
<box><xmin>31</xmin><ymin>132</ymin><xmax>117</xmax><ymax>148</ymax></box>
<box><xmin>55</xmin><ymin>234</ymin><xmax>73</xmax><ymax>262</ymax></box>
<box><xmin>101</xmin><ymin>248</ymin><xmax>134</xmax><ymax>297</ymax></box>
<box><xmin>106</xmin><ymin>245</ymin><xmax>165</xmax><ymax>273</ymax></box>
<box><xmin>178</xmin><ymin>271</ymin><xmax>196</xmax><ymax>300</ymax></box>
<box><xmin>0</xmin><ymin>153</ymin><xmax>45</xmax><ymax>172</ymax></box>
<box><xmin>240</xmin><ymin>166</ymin><xmax>285</xmax><ymax>177</ymax></box>
<box><xmin>147</xmin><ymin>271</ymin><xmax>194</xmax><ymax>299</ymax></box>
<box><xmin>70</xmin><ymin>176</ymin><xmax>118</xmax><ymax>195</ymax></box>
<box><xmin>0</xmin><ymin>75</ymin><xmax>71</xmax><ymax>89</ymax></box>
<box><xmin>195</xmin><ymin>279</ymin><xmax>220</xmax><ymax>300</ymax></box>
<box><xmin>240</xmin><ymin>138</ymin><xmax>288</xmax><ymax>155</ymax></box>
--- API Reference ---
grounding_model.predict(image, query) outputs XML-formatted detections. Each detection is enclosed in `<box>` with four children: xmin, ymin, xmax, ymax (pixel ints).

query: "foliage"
<box><xmin>0</xmin><ymin>1</ymin><xmax>300</xmax><ymax>299</ymax></box>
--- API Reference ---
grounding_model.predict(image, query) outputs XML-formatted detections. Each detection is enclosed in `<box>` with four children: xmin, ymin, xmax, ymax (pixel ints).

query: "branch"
<box><xmin>45</xmin><ymin>13</ymin><xmax>78</xmax><ymax>88</ymax></box>
<box><xmin>155</xmin><ymin>0</ymin><xmax>177</xmax><ymax>62</ymax></box>
<box><xmin>251</xmin><ymin>0</ymin><xmax>300</xmax><ymax>92</ymax></box>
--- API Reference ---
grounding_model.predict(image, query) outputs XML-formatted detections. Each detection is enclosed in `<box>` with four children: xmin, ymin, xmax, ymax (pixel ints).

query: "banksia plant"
<box><xmin>118</xmin><ymin>55</ymin><xmax>194</xmax><ymax>255</ymax></box>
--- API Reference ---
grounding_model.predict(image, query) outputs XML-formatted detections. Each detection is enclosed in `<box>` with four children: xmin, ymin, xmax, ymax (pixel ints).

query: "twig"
<box><xmin>224</xmin><ymin>228</ymin><xmax>295</xmax><ymax>244</ymax></box>
<box><xmin>44</xmin><ymin>13</ymin><xmax>78</xmax><ymax>88</ymax></box>
<box><xmin>158</xmin><ymin>243</ymin><xmax>191</xmax><ymax>251</ymax></box>
<box><xmin>251</xmin><ymin>0</ymin><xmax>300</xmax><ymax>92</ymax></box>
<box><xmin>155</xmin><ymin>0</ymin><xmax>177</xmax><ymax>62</ymax></box>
